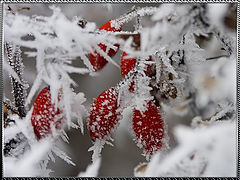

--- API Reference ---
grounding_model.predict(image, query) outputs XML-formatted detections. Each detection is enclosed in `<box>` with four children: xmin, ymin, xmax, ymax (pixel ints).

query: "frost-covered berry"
<box><xmin>120</xmin><ymin>51</ymin><xmax>137</xmax><ymax>77</ymax></box>
<box><xmin>121</xmin><ymin>52</ymin><xmax>153</xmax><ymax>92</ymax></box>
<box><xmin>132</xmin><ymin>100</ymin><xmax>164</xmax><ymax>155</ymax></box>
<box><xmin>98</xmin><ymin>19</ymin><xmax>122</xmax><ymax>32</ymax></box>
<box><xmin>89</xmin><ymin>19</ymin><xmax>122</xmax><ymax>71</ymax></box>
<box><xmin>88</xmin><ymin>87</ymin><xmax>120</xmax><ymax>140</ymax></box>
<box><xmin>120</xmin><ymin>52</ymin><xmax>153</xmax><ymax>77</ymax></box>
<box><xmin>31</xmin><ymin>87</ymin><xmax>64</xmax><ymax>140</ymax></box>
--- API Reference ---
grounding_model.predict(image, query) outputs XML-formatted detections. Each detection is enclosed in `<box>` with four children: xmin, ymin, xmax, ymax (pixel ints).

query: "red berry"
<box><xmin>88</xmin><ymin>87</ymin><xmax>120</xmax><ymax>140</ymax></box>
<box><xmin>89</xmin><ymin>19</ymin><xmax>122</xmax><ymax>71</ymax></box>
<box><xmin>121</xmin><ymin>52</ymin><xmax>153</xmax><ymax>92</ymax></box>
<box><xmin>128</xmin><ymin>79</ymin><xmax>135</xmax><ymax>92</ymax></box>
<box><xmin>31</xmin><ymin>87</ymin><xmax>64</xmax><ymax>140</ymax></box>
<box><xmin>132</xmin><ymin>100</ymin><xmax>164</xmax><ymax>155</ymax></box>
<box><xmin>89</xmin><ymin>43</ymin><xmax>120</xmax><ymax>71</ymax></box>
<box><xmin>120</xmin><ymin>52</ymin><xmax>137</xmax><ymax>77</ymax></box>
<box><xmin>98</xmin><ymin>19</ymin><xmax>121</xmax><ymax>32</ymax></box>
<box><xmin>120</xmin><ymin>52</ymin><xmax>153</xmax><ymax>78</ymax></box>
<box><xmin>145</xmin><ymin>56</ymin><xmax>153</xmax><ymax>76</ymax></box>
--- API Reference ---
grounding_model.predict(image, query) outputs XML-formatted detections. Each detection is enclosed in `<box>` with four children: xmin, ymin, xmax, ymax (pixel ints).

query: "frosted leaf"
<box><xmin>3</xmin><ymin>60</ymin><xmax>23</xmax><ymax>84</ymax></box>
<box><xmin>5</xmin><ymin>42</ymin><xmax>27</xmax><ymax>117</ymax></box>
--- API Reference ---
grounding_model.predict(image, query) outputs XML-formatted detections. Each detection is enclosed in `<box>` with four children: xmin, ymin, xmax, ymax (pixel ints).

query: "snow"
<box><xmin>4</xmin><ymin>140</ymin><xmax>52</xmax><ymax>177</ymax></box>
<box><xmin>143</xmin><ymin>120</ymin><xmax>236</xmax><ymax>177</ymax></box>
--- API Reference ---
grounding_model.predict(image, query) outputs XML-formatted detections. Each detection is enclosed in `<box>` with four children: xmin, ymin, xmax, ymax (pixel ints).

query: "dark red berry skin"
<box><xmin>120</xmin><ymin>52</ymin><xmax>137</xmax><ymax>77</ymax></box>
<box><xmin>89</xmin><ymin>43</ymin><xmax>120</xmax><ymax>71</ymax></box>
<box><xmin>121</xmin><ymin>52</ymin><xmax>153</xmax><ymax>77</ymax></box>
<box><xmin>88</xmin><ymin>88</ymin><xmax>119</xmax><ymax>140</ymax></box>
<box><xmin>89</xmin><ymin>19</ymin><xmax>122</xmax><ymax>71</ymax></box>
<box><xmin>31</xmin><ymin>87</ymin><xmax>63</xmax><ymax>140</ymax></box>
<box><xmin>121</xmin><ymin>52</ymin><xmax>153</xmax><ymax>92</ymax></box>
<box><xmin>132</xmin><ymin>100</ymin><xmax>164</xmax><ymax>155</ymax></box>
<box><xmin>145</xmin><ymin>56</ymin><xmax>153</xmax><ymax>76</ymax></box>
<box><xmin>98</xmin><ymin>19</ymin><xmax>121</xmax><ymax>32</ymax></box>
<box><xmin>128</xmin><ymin>79</ymin><xmax>135</xmax><ymax>92</ymax></box>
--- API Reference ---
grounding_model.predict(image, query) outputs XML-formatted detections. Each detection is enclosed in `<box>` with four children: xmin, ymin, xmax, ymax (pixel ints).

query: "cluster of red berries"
<box><xmin>87</xmin><ymin>19</ymin><xmax>165</xmax><ymax>155</ymax></box>
<box><xmin>31</xmin><ymin>19</ymin><xmax>165</xmax><ymax>156</ymax></box>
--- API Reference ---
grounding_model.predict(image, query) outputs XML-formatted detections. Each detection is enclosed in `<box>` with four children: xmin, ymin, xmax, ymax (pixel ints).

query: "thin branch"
<box><xmin>5</xmin><ymin>42</ymin><xmax>27</xmax><ymax>117</ymax></box>
<box><xmin>206</xmin><ymin>55</ymin><xmax>230</xmax><ymax>61</ymax></box>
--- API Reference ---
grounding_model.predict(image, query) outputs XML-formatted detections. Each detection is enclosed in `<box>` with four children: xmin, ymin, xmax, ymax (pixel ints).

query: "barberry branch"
<box><xmin>5</xmin><ymin>42</ymin><xmax>27</xmax><ymax>118</ymax></box>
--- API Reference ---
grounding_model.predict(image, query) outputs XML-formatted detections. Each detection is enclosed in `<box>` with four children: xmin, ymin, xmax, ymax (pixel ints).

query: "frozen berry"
<box><xmin>89</xmin><ymin>19</ymin><xmax>122</xmax><ymax>71</ymax></box>
<box><xmin>31</xmin><ymin>87</ymin><xmax>64</xmax><ymax>140</ymax></box>
<box><xmin>88</xmin><ymin>87</ymin><xmax>120</xmax><ymax>140</ymax></box>
<box><xmin>120</xmin><ymin>52</ymin><xmax>137</xmax><ymax>77</ymax></box>
<box><xmin>98</xmin><ymin>19</ymin><xmax>121</xmax><ymax>32</ymax></box>
<box><xmin>120</xmin><ymin>52</ymin><xmax>153</xmax><ymax>77</ymax></box>
<box><xmin>132</xmin><ymin>100</ymin><xmax>164</xmax><ymax>155</ymax></box>
<box><xmin>121</xmin><ymin>52</ymin><xmax>153</xmax><ymax>92</ymax></box>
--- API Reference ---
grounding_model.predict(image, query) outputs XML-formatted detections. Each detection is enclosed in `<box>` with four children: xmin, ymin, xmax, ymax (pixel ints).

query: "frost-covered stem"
<box><xmin>135</xmin><ymin>14</ymin><xmax>142</xmax><ymax>31</ymax></box>
<box><xmin>116</xmin><ymin>33</ymin><xmax>141</xmax><ymax>49</ymax></box>
<box><xmin>111</xmin><ymin>6</ymin><xmax>158</xmax><ymax>28</ymax></box>
<box><xmin>5</xmin><ymin>42</ymin><xmax>27</xmax><ymax>117</ymax></box>
<box><xmin>206</xmin><ymin>55</ymin><xmax>230</xmax><ymax>60</ymax></box>
<box><xmin>212</xmin><ymin>28</ymin><xmax>234</xmax><ymax>56</ymax></box>
<box><xmin>191</xmin><ymin>4</ymin><xmax>233</xmax><ymax>56</ymax></box>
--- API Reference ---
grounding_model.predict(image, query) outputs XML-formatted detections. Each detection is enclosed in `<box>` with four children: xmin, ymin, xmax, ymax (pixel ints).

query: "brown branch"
<box><xmin>206</xmin><ymin>55</ymin><xmax>230</xmax><ymax>61</ymax></box>
<box><xmin>116</xmin><ymin>33</ymin><xmax>140</xmax><ymax>50</ymax></box>
<box><xmin>7</xmin><ymin>5</ymin><xmax>30</xmax><ymax>15</ymax></box>
<box><xmin>3</xmin><ymin>101</ymin><xmax>21</xmax><ymax>117</ymax></box>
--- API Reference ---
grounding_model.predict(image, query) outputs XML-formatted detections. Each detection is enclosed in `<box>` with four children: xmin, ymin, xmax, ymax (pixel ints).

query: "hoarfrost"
<box><xmin>142</xmin><ymin>120</ymin><xmax>236</xmax><ymax>177</ymax></box>
<box><xmin>78</xmin><ymin>158</ymin><xmax>101</xmax><ymax>177</ymax></box>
